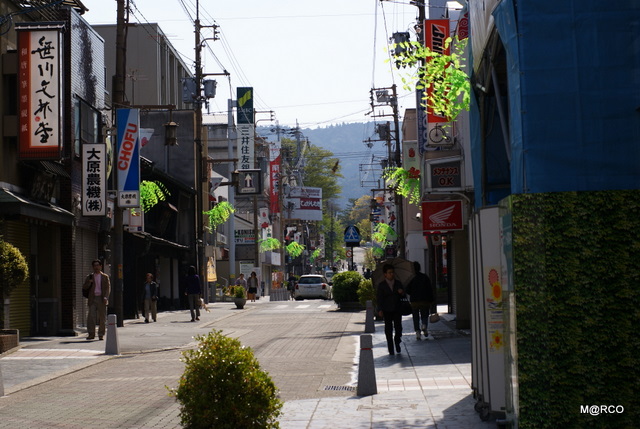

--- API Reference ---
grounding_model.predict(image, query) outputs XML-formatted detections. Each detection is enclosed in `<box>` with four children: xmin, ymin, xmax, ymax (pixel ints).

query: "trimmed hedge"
<box><xmin>511</xmin><ymin>190</ymin><xmax>640</xmax><ymax>429</ymax></box>
<box><xmin>331</xmin><ymin>271</ymin><xmax>363</xmax><ymax>304</ymax></box>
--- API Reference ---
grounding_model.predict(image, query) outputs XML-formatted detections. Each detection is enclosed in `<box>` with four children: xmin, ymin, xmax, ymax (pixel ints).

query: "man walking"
<box><xmin>82</xmin><ymin>259</ymin><xmax>111</xmax><ymax>340</ymax></box>
<box><xmin>406</xmin><ymin>261</ymin><xmax>435</xmax><ymax>340</ymax></box>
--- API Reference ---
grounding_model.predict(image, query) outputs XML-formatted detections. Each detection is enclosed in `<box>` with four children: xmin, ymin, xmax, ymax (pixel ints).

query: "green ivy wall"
<box><xmin>510</xmin><ymin>190</ymin><xmax>640</xmax><ymax>428</ymax></box>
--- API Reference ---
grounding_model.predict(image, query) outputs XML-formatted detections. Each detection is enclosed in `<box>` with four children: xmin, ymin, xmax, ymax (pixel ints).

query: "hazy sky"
<box><xmin>81</xmin><ymin>0</ymin><xmax>422</xmax><ymax>128</ymax></box>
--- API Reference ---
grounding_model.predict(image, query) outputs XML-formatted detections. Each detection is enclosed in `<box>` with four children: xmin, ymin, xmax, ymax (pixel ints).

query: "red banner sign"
<box><xmin>424</xmin><ymin>19</ymin><xmax>451</xmax><ymax>124</ymax></box>
<box><xmin>422</xmin><ymin>200</ymin><xmax>464</xmax><ymax>232</ymax></box>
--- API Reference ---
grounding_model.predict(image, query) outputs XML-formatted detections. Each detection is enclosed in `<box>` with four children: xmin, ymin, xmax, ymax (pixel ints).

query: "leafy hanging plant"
<box><xmin>392</xmin><ymin>36</ymin><xmax>470</xmax><ymax>121</ymax></box>
<box><xmin>383</xmin><ymin>166</ymin><xmax>421</xmax><ymax>205</ymax></box>
<box><xmin>203</xmin><ymin>201</ymin><xmax>235</xmax><ymax>232</ymax></box>
<box><xmin>259</xmin><ymin>237</ymin><xmax>281</xmax><ymax>253</ymax></box>
<box><xmin>310</xmin><ymin>248</ymin><xmax>322</xmax><ymax>262</ymax></box>
<box><xmin>139</xmin><ymin>180</ymin><xmax>170</xmax><ymax>212</ymax></box>
<box><xmin>285</xmin><ymin>241</ymin><xmax>305</xmax><ymax>258</ymax></box>
<box><xmin>372</xmin><ymin>222</ymin><xmax>397</xmax><ymax>247</ymax></box>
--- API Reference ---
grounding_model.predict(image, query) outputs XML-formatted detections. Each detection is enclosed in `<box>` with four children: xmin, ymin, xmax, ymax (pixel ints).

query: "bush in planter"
<box><xmin>332</xmin><ymin>271</ymin><xmax>363</xmax><ymax>305</ymax></box>
<box><xmin>0</xmin><ymin>239</ymin><xmax>29</xmax><ymax>297</ymax></box>
<box><xmin>168</xmin><ymin>330</ymin><xmax>282</xmax><ymax>428</ymax></box>
<box><xmin>232</xmin><ymin>285</ymin><xmax>246</xmax><ymax>299</ymax></box>
<box><xmin>357</xmin><ymin>278</ymin><xmax>375</xmax><ymax>308</ymax></box>
<box><xmin>0</xmin><ymin>239</ymin><xmax>29</xmax><ymax>329</ymax></box>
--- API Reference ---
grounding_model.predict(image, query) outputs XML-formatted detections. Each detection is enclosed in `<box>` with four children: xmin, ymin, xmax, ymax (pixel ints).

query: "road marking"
<box><xmin>296</xmin><ymin>305</ymin><xmax>310</xmax><ymax>309</ymax></box>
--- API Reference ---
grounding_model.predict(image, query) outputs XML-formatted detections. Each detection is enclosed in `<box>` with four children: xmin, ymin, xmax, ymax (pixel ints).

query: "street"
<box><xmin>0</xmin><ymin>300</ymin><xmax>361</xmax><ymax>427</ymax></box>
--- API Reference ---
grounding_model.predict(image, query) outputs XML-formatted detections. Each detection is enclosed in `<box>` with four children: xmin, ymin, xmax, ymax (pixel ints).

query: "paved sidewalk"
<box><xmin>279</xmin><ymin>310</ymin><xmax>494</xmax><ymax>428</ymax></box>
<box><xmin>0</xmin><ymin>301</ymin><xmax>493</xmax><ymax>428</ymax></box>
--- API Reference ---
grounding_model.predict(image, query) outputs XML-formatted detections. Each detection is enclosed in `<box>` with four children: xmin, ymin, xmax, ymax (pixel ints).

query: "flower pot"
<box><xmin>234</xmin><ymin>298</ymin><xmax>246</xmax><ymax>309</ymax></box>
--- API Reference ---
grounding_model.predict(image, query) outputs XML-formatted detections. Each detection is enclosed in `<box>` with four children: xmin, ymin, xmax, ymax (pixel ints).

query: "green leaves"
<box><xmin>0</xmin><ymin>239</ymin><xmax>29</xmax><ymax>297</ymax></box>
<box><xmin>392</xmin><ymin>36</ymin><xmax>470</xmax><ymax>121</ymax></box>
<box><xmin>285</xmin><ymin>241</ymin><xmax>305</xmax><ymax>258</ymax></box>
<box><xmin>168</xmin><ymin>330</ymin><xmax>282</xmax><ymax>428</ymax></box>
<box><xmin>383</xmin><ymin>166</ymin><xmax>421</xmax><ymax>205</ymax></box>
<box><xmin>511</xmin><ymin>190</ymin><xmax>640</xmax><ymax>429</ymax></box>
<box><xmin>372</xmin><ymin>222</ymin><xmax>397</xmax><ymax>248</ymax></box>
<box><xmin>139</xmin><ymin>180</ymin><xmax>170</xmax><ymax>212</ymax></box>
<box><xmin>203</xmin><ymin>201</ymin><xmax>235</xmax><ymax>231</ymax></box>
<box><xmin>258</xmin><ymin>237</ymin><xmax>281</xmax><ymax>253</ymax></box>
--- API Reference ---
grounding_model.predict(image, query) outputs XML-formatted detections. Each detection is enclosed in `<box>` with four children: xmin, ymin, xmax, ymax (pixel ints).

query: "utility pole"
<box><xmin>193</xmin><ymin>1</ymin><xmax>223</xmax><ymax>299</ymax></box>
<box><xmin>391</xmin><ymin>84</ymin><xmax>405</xmax><ymax>259</ymax></box>
<box><xmin>111</xmin><ymin>0</ymin><xmax>127</xmax><ymax>326</ymax></box>
<box><xmin>369</xmin><ymin>85</ymin><xmax>405</xmax><ymax>259</ymax></box>
<box><xmin>194</xmin><ymin>1</ymin><xmax>206</xmax><ymax>299</ymax></box>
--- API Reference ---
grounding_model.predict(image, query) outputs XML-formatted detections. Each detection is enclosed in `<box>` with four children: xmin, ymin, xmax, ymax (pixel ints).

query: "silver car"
<box><xmin>294</xmin><ymin>274</ymin><xmax>332</xmax><ymax>300</ymax></box>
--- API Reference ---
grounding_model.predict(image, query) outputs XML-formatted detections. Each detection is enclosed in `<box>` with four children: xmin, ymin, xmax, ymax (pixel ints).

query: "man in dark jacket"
<box><xmin>406</xmin><ymin>261</ymin><xmax>435</xmax><ymax>340</ymax></box>
<box><xmin>376</xmin><ymin>264</ymin><xmax>405</xmax><ymax>355</ymax></box>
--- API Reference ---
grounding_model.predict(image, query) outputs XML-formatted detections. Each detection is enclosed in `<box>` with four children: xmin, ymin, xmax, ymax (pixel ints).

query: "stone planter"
<box><xmin>234</xmin><ymin>298</ymin><xmax>246</xmax><ymax>309</ymax></box>
<box><xmin>336</xmin><ymin>301</ymin><xmax>365</xmax><ymax>312</ymax></box>
<box><xmin>0</xmin><ymin>329</ymin><xmax>19</xmax><ymax>354</ymax></box>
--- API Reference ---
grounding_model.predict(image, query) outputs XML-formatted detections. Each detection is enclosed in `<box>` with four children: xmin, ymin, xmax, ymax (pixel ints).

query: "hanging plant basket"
<box><xmin>203</xmin><ymin>202</ymin><xmax>235</xmax><ymax>231</ymax></box>
<box><xmin>285</xmin><ymin>242</ymin><xmax>305</xmax><ymax>258</ymax></box>
<box><xmin>383</xmin><ymin>167</ymin><xmax>421</xmax><ymax>205</ymax></box>
<box><xmin>258</xmin><ymin>237</ymin><xmax>281</xmax><ymax>253</ymax></box>
<box><xmin>139</xmin><ymin>180</ymin><xmax>170</xmax><ymax>212</ymax></box>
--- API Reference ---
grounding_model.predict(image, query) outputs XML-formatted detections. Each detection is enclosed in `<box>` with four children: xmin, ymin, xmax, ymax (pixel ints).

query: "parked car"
<box><xmin>324</xmin><ymin>271</ymin><xmax>336</xmax><ymax>285</ymax></box>
<box><xmin>294</xmin><ymin>274</ymin><xmax>332</xmax><ymax>300</ymax></box>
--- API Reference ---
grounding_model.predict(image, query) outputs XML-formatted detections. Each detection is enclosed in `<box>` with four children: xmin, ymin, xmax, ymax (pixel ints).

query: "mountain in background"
<box><xmin>260</xmin><ymin>122</ymin><xmax>393</xmax><ymax>210</ymax></box>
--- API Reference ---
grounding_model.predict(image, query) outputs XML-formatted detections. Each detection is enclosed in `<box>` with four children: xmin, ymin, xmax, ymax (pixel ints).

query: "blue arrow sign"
<box><xmin>344</xmin><ymin>225</ymin><xmax>361</xmax><ymax>243</ymax></box>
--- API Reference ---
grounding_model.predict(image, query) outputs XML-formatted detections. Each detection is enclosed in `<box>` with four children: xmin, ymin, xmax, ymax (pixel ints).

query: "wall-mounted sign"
<box><xmin>422</xmin><ymin>200</ymin><xmax>464</xmax><ymax>233</ymax></box>
<box><xmin>237</xmin><ymin>123</ymin><xmax>255</xmax><ymax>170</ymax></box>
<box><xmin>237</xmin><ymin>87</ymin><xmax>254</xmax><ymax>124</ymax></box>
<box><xmin>17</xmin><ymin>24</ymin><xmax>64</xmax><ymax>159</ymax></box>
<box><xmin>116</xmin><ymin>109</ymin><xmax>140</xmax><ymax>207</ymax></box>
<box><xmin>284</xmin><ymin>186</ymin><xmax>323</xmax><ymax>221</ymax></box>
<box><xmin>425</xmin><ymin>156</ymin><xmax>464</xmax><ymax>191</ymax></box>
<box><xmin>82</xmin><ymin>143</ymin><xmax>107</xmax><ymax>216</ymax></box>
<box><xmin>236</xmin><ymin>169</ymin><xmax>262</xmax><ymax>195</ymax></box>
<box><xmin>424</xmin><ymin>19</ymin><xmax>451</xmax><ymax>124</ymax></box>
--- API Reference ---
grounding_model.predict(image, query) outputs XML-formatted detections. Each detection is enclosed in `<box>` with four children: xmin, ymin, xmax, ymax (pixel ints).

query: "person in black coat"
<box><xmin>376</xmin><ymin>263</ymin><xmax>405</xmax><ymax>355</ymax></box>
<box><xmin>406</xmin><ymin>261</ymin><xmax>435</xmax><ymax>340</ymax></box>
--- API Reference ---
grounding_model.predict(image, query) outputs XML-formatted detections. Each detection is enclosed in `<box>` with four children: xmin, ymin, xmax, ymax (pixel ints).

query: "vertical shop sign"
<box><xmin>17</xmin><ymin>25</ymin><xmax>64</xmax><ymax>159</ymax></box>
<box><xmin>116</xmin><ymin>109</ymin><xmax>141</xmax><ymax>207</ymax></box>
<box><xmin>237</xmin><ymin>124</ymin><xmax>255</xmax><ymax>170</ymax></box>
<box><xmin>82</xmin><ymin>144</ymin><xmax>107</xmax><ymax>216</ymax></box>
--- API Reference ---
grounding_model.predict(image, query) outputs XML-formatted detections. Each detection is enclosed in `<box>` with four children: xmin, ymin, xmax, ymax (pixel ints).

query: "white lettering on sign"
<box><xmin>118</xmin><ymin>122</ymin><xmax>138</xmax><ymax>170</ymax></box>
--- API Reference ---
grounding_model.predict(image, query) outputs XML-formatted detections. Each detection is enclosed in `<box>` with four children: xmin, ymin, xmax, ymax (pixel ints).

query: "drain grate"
<box><xmin>323</xmin><ymin>385</ymin><xmax>356</xmax><ymax>391</ymax></box>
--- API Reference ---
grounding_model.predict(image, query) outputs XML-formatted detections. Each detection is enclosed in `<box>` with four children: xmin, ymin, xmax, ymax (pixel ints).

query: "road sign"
<box><xmin>344</xmin><ymin>225</ymin><xmax>361</xmax><ymax>247</ymax></box>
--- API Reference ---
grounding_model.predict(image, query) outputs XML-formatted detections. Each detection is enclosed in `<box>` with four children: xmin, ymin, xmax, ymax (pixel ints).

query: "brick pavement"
<box><xmin>0</xmin><ymin>300</ymin><xmax>495</xmax><ymax>428</ymax></box>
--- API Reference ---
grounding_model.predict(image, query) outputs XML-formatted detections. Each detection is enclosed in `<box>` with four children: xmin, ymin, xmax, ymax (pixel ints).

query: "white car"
<box><xmin>294</xmin><ymin>275</ymin><xmax>332</xmax><ymax>300</ymax></box>
<box><xmin>324</xmin><ymin>271</ymin><xmax>336</xmax><ymax>285</ymax></box>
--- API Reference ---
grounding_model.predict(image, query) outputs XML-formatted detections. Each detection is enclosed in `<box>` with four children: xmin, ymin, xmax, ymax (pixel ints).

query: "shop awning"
<box><xmin>0</xmin><ymin>188</ymin><xmax>74</xmax><ymax>226</ymax></box>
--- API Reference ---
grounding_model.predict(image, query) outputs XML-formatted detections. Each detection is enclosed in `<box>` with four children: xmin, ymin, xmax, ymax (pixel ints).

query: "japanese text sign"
<box><xmin>17</xmin><ymin>26</ymin><xmax>63</xmax><ymax>159</ymax></box>
<box><xmin>82</xmin><ymin>144</ymin><xmax>107</xmax><ymax>216</ymax></box>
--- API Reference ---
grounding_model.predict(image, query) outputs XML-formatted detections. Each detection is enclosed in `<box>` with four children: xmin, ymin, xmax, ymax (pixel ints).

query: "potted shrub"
<box><xmin>332</xmin><ymin>271</ymin><xmax>364</xmax><ymax>310</ymax></box>
<box><xmin>0</xmin><ymin>239</ymin><xmax>29</xmax><ymax>332</ymax></box>
<box><xmin>357</xmin><ymin>278</ymin><xmax>383</xmax><ymax>321</ymax></box>
<box><xmin>232</xmin><ymin>285</ymin><xmax>247</xmax><ymax>309</ymax></box>
<box><xmin>168</xmin><ymin>330</ymin><xmax>282</xmax><ymax>428</ymax></box>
